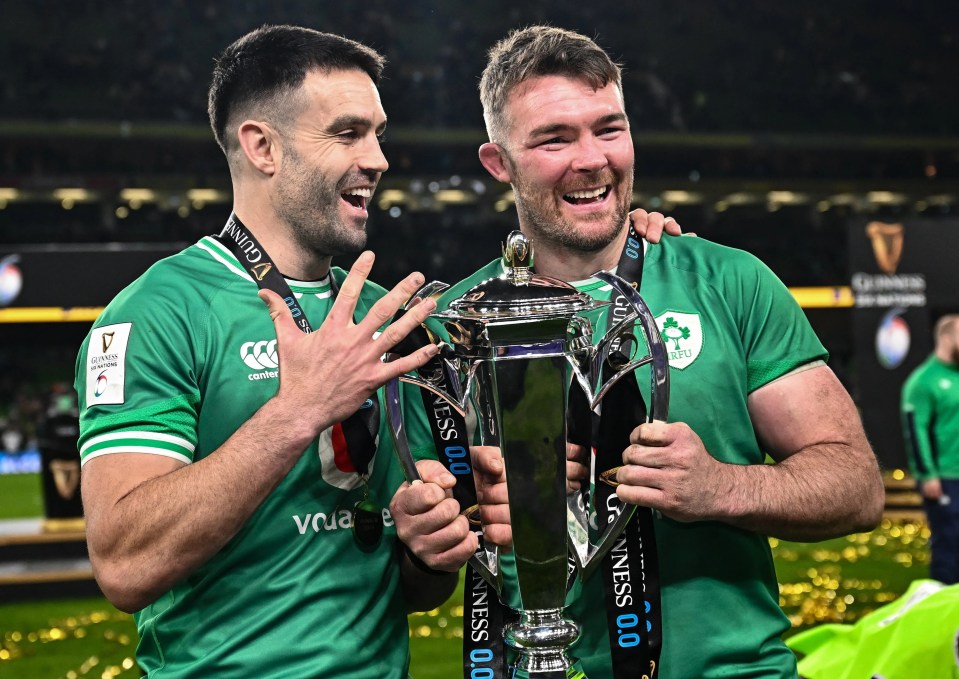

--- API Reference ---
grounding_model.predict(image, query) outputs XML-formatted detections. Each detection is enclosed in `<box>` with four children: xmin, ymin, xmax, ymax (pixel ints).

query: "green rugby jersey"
<box><xmin>436</xmin><ymin>234</ymin><xmax>827</xmax><ymax>679</ymax></box>
<box><xmin>901</xmin><ymin>354</ymin><xmax>959</xmax><ymax>482</ymax></box>
<box><xmin>75</xmin><ymin>235</ymin><xmax>433</xmax><ymax>679</ymax></box>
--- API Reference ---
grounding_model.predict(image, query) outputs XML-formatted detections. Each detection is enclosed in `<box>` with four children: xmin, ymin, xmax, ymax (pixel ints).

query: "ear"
<box><xmin>478</xmin><ymin>143</ymin><xmax>512</xmax><ymax>183</ymax></box>
<box><xmin>236</xmin><ymin>120</ymin><xmax>280</xmax><ymax>176</ymax></box>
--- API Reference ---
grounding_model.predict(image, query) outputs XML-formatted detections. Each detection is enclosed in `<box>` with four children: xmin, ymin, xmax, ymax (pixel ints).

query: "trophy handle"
<box><xmin>568</xmin><ymin>271</ymin><xmax>670</xmax><ymax>579</ymax></box>
<box><xmin>397</xmin><ymin>366</ymin><xmax>470</xmax><ymax>417</ymax></box>
<box><xmin>389</xmin><ymin>279</ymin><xmax>473</xmax><ymax>415</ymax></box>
<box><xmin>588</xmin><ymin>271</ymin><xmax>670</xmax><ymax>421</ymax></box>
<box><xmin>384</xmin><ymin>377</ymin><xmax>503</xmax><ymax>592</ymax></box>
<box><xmin>383</xmin><ymin>273</ymin><xmax>506</xmax><ymax>593</ymax></box>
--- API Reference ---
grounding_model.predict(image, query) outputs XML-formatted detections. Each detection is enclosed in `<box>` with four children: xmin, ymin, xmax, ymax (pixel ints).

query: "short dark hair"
<box><xmin>480</xmin><ymin>26</ymin><xmax>623</xmax><ymax>143</ymax></box>
<box><xmin>208</xmin><ymin>25</ymin><xmax>386</xmax><ymax>154</ymax></box>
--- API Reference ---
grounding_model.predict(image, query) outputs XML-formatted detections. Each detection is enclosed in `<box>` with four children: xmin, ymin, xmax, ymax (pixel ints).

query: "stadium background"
<box><xmin>0</xmin><ymin>2</ymin><xmax>955</xmax><ymax>677</ymax></box>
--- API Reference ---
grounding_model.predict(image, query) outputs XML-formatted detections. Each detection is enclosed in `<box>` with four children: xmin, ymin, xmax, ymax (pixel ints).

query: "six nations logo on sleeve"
<box><xmin>86</xmin><ymin>322</ymin><xmax>133</xmax><ymax>406</ymax></box>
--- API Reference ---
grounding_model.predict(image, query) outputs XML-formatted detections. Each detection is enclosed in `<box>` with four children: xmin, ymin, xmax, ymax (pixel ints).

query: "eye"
<box><xmin>337</xmin><ymin>129</ymin><xmax>360</xmax><ymax>141</ymax></box>
<box><xmin>376</xmin><ymin>132</ymin><xmax>387</xmax><ymax>144</ymax></box>
<box><xmin>598</xmin><ymin>126</ymin><xmax>626</xmax><ymax>137</ymax></box>
<box><xmin>537</xmin><ymin>137</ymin><xmax>568</xmax><ymax>148</ymax></box>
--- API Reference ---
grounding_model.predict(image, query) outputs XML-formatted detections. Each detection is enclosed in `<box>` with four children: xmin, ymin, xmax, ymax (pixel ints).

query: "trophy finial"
<box><xmin>502</xmin><ymin>230</ymin><xmax>533</xmax><ymax>284</ymax></box>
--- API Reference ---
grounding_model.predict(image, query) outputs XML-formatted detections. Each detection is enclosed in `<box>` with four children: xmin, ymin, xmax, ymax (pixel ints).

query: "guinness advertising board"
<box><xmin>849</xmin><ymin>219</ymin><xmax>959</xmax><ymax>469</ymax></box>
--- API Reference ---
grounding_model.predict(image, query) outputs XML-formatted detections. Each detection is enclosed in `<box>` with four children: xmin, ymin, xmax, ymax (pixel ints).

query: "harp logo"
<box><xmin>50</xmin><ymin>459</ymin><xmax>80</xmax><ymax>499</ymax></box>
<box><xmin>251</xmin><ymin>262</ymin><xmax>272</xmax><ymax>281</ymax></box>
<box><xmin>86</xmin><ymin>323</ymin><xmax>132</xmax><ymax>406</ymax></box>
<box><xmin>866</xmin><ymin>221</ymin><xmax>904</xmax><ymax>275</ymax></box>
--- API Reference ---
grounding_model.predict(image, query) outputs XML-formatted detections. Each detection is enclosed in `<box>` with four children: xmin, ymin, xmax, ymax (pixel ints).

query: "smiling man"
<box><xmin>75</xmin><ymin>26</ymin><xmax>448</xmax><ymax>678</ymax></box>
<box><xmin>393</xmin><ymin>26</ymin><xmax>885</xmax><ymax>679</ymax></box>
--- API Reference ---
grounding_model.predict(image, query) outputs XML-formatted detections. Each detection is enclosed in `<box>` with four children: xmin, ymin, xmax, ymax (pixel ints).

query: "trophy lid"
<box><xmin>440</xmin><ymin>231</ymin><xmax>608</xmax><ymax>321</ymax></box>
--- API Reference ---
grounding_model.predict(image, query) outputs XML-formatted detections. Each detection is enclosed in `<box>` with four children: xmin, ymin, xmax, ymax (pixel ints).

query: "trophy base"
<box><xmin>504</xmin><ymin>608</ymin><xmax>581</xmax><ymax>679</ymax></box>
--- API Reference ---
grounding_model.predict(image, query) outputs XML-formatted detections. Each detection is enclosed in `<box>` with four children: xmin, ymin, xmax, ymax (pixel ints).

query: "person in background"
<box><xmin>37</xmin><ymin>384</ymin><xmax>83</xmax><ymax>522</ymax></box>
<box><xmin>902</xmin><ymin>313</ymin><xmax>959</xmax><ymax>584</ymax></box>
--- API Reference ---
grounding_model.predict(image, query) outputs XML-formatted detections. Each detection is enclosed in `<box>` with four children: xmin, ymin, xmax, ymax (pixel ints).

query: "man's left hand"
<box><xmin>615</xmin><ymin>421</ymin><xmax>732</xmax><ymax>522</ymax></box>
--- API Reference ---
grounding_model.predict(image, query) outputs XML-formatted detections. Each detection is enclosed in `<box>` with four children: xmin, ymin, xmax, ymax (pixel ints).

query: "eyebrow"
<box><xmin>325</xmin><ymin>114</ymin><xmax>388</xmax><ymax>135</ymax></box>
<box><xmin>528</xmin><ymin>112</ymin><xmax>628</xmax><ymax>138</ymax></box>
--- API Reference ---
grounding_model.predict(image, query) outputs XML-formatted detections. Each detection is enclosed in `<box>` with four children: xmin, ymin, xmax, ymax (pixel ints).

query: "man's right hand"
<box><xmin>390</xmin><ymin>459</ymin><xmax>476</xmax><ymax>572</ymax></box>
<box><xmin>922</xmin><ymin>478</ymin><xmax>944</xmax><ymax>501</ymax></box>
<box><xmin>259</xmin><ymin>251</ymin><xmax>439</xmax><ymax>438</ymax></box>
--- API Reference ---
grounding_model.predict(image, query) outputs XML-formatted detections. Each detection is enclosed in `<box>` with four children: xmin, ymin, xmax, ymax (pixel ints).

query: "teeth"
<box><xmin>564</xmin><ymin>187</ymin><xmax>606</xmax><ymax>200</ymax></box>
<box><xmin>344</xmin><ymin>188</ymin><xmax>372</xmax><ymax>198</ymax></box>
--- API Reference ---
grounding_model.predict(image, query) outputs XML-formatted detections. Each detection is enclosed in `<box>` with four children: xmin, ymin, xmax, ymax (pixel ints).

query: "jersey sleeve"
<box><xmin>74</xmin><ymin>283</ymin><xmax>203</xmax><ymax>466</ymax></box>
<box><xmin>901</xmin><ymin>371</ymin><xmax>938</xmax><ymax>481</ymax></box>
<box><xmin>726</xmin><ymin>251</ymin><xmax>828</xmax><ymax>393</ymax></box>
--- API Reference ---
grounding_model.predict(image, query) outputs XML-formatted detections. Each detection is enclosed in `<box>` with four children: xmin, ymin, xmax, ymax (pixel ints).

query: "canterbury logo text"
<box><xmin>240</xmin><ymin>340</ymin><xmax>278</xmax><ymax>370</ymax></box>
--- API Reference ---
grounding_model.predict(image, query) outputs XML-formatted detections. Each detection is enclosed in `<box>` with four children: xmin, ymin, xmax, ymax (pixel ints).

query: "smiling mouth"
<box><xmin>342</xmin><ymin>187</ymin><xmax>372</xmax><ymax>210</ymax></box>
<box><xmin>563</xmin><ymin>185</ymin><xmax>610</xmax><ymax>205</ymax></box>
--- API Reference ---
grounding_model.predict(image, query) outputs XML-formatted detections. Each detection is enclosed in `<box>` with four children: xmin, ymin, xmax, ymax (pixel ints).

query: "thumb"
<box><xmin>415</xmin><ymin>459</ymin><xmax>457</xmax><ymax>489</ymax></box>
<box><xmin>258</xmin><ymin>289</ymin><xmax>299</xmax><ymax>339</ymax></box>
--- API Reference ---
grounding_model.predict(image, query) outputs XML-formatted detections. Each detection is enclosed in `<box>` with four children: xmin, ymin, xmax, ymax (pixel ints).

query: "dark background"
<box><xmin>1</xmin><ymin>1</ymin><xmax>957</xmax><ymax>467</ymax></box>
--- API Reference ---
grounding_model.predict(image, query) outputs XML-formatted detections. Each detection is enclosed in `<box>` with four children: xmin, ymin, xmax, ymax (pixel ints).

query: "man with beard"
<box><xmin>394</xmin><ymin>26</ymin><xmax>885</xmax><ymax>679</ymax></box>
<box><xmin>902</xmin><ymin>313</ymin><xmax>959</xmax><ymax>585</ymax></box>
<box><xmin>75</xmin><ymin>26</ymin><xmax>457</xmax><ymax>678</ymax></box>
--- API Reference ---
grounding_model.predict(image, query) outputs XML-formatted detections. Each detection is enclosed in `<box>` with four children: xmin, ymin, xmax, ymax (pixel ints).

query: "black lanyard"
<box><xmin>589</xmin><ymin>229</ymin><xmax>662</xmax><ymax>679</ymax></box>
<box><xmin>215</xmin><ymin>214</ymin><xmax>379</xmax><ymax>476</ymax></box>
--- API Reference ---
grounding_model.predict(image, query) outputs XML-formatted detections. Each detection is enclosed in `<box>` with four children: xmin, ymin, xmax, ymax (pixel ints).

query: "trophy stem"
<box><xmin>504</xmin><ymin>608</ymin><xmax>581</xmax><ymax>678</ymax></box>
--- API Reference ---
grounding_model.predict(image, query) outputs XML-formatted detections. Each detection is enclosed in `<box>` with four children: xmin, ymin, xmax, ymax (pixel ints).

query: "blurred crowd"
<box><xmin>0</xmin><ymin>0</ymin><xmax>951</xmax><ymax>428</ymax></box>
<box><xmin>1</xmin><ymin>1</ymin><xmax>955</xmax><ymax>134</ymax></box>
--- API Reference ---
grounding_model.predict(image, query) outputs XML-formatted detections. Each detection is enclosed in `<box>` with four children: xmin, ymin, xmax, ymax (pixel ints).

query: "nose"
<box><xmin>359</xmin><ymin>136</ymin><xmax>389</xmax><ymax>175</ymax></box>
<box><xmin>570</xmin><ymin>136</ymin><xmax>608</xmax><ymax>174</ymax></box>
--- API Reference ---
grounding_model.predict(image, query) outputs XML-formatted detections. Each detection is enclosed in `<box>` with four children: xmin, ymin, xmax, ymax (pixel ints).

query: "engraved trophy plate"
<box><xmin>386</xmin><ymin>231</ymin><xmax>669</xmax><ymax>678</ymax></box>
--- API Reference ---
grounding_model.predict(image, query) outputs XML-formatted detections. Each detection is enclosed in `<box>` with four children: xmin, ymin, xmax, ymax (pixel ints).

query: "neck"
<box><xmin>935</xmin><ymin>343</ymin><xmax>957</xmax><ymax>366</ymax></box>
<box><xmin>523</xmin><ymin>222</ymin><xmax>631</xmax><ymax>282</ymax></box>
<box><xmin>231</xmin><ymin>200</ymin><xmax>331</xmax><ymax>281</ymax></box>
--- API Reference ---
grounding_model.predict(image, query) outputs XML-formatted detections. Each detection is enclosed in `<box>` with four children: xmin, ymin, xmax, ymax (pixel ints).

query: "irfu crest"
<box><xmin>655</xmin><ymin>311</ymin><xmax>703</xmax><ymax>369</ymax></box>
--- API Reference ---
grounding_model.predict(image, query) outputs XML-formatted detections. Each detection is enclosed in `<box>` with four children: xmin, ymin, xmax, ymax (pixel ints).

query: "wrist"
<box><xmin>714</xmin><ymin>461</ymin><xmax>762</xmax><ymax>524</ymax></box>
<box><xmin>257</xmin><ymin>397</ymin><xmax>319</xmax><ymax>449</ymax></box>
<box><xmin>403</xmin><ymin>544</ymin><xmax>453</xmax><ymax>577</ymax></box>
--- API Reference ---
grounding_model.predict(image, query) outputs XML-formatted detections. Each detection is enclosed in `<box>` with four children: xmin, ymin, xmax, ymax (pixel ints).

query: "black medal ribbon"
<box><xmin>215</xmin><ymin>215</ymin><xmax>381</xmax><ymax>545</ymax></box>
<box><xmin>588</xmin><ymin>228</ymin><xmax>662</xmax><ymax>679</ymax></box>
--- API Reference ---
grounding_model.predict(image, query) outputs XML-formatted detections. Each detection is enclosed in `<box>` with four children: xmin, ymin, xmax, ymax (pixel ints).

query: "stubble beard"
<box><xmin>274</xmin><ymin>146</ymin><xmax>368</xmax><ymax>259</ymax></box>
<box><xmin>512</xmin><ymin>165</ymin><xmax>634</xmax><ymax>254</ymax></box>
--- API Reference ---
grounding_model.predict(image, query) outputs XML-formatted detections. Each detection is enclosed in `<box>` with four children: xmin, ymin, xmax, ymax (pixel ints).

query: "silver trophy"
<box><xmin>386</xmin><ymin>231</ymin><xmax>669</xmax><ymax>678</ymax></box>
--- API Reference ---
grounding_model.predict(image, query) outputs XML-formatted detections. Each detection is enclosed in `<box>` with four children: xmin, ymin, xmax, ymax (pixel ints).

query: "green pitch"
<box><xmin>0</xmin><ymin>473</ymin><xmax>931</xmax><ymax>677</ymax></box>
<box><xmin>0</xmin><ymin>473</ymin><xmax>43</xmax><ymax>519</ymax></box>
